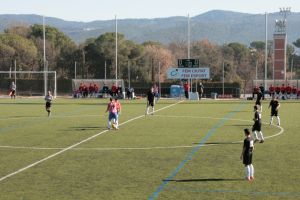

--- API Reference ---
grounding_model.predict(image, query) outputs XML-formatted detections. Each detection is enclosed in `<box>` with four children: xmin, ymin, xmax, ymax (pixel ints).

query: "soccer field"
<box><xmin>0</xmin><ymin>98</ymin><xmax>299</xmax><ymax>200</ymax></box>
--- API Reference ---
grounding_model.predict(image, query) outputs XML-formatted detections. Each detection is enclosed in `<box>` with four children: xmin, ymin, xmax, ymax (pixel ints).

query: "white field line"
<box><xmin>0</xmin><ymin>114</ymin><xmax>284</xmax><ymax>151</ymax></box>
<box><xmin>0</xmin><ymin>101</ymin><xmax>183</xmax><ymax>182</ymax></box>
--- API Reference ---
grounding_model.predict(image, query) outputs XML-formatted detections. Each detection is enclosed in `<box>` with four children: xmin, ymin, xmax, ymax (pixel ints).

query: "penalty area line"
<box><xmin>0</xmin><ymin>101</ymin><xmax>183</xmax><ymax>183</ymax></box>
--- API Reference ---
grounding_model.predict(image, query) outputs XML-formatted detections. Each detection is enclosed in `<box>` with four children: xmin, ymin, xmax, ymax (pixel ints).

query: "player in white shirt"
<box><xmin>45</xmin><ymin>91</ymin><xmax>53</xmax><ymax>117</ymax></box>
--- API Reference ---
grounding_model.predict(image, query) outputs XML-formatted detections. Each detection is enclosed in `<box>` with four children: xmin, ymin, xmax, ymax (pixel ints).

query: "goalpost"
<box><xmin>0</xmin><ymin>71</ymin><xmax>57</xmax><ymax>98</ymax></box>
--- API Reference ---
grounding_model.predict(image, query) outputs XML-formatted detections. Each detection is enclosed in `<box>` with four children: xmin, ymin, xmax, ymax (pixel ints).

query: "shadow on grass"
<box><xmin>193</xmin><ymin>142</ymin><xmax>241</xmax><ymax>145</ymax></box>
<box><xmin>63</xmin><ymin>126</ymin><xmax>107</xmax><ymax>131</ymax></box>
<box><xmin>165</xmin><ymin>178</ymin><xmax>244</xmax><ymax>182</ymax></box>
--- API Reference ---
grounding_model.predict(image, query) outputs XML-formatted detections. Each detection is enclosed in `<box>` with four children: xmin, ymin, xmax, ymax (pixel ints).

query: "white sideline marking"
<box><xmin>0</xmin><ymin>115</ymin><xmax>284</xmax><ymax>151</ymax></box>
<box><xmin>0</xmin><ymin>101</ymin><xmax>183</xmax><ymax>182</ymax></box>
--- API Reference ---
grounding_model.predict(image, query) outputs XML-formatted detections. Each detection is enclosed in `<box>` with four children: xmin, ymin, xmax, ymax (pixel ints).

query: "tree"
<box><xmin>0</xmin><ymin>33</ymin><xmax>38</xmax><ymax>71</ymax></box>
<box><xmin>293</xmin><ymin>38</ymin><xmax>300</xmax><ymax>48</ymax></box>
<box><xmin>250</xmin><ymin>41</ymin><xmax>265</xmax><ymax>51</ymax></box>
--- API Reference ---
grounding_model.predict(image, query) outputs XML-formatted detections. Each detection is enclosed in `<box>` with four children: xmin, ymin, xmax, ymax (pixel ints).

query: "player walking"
<box><xmin>114</xmin><ymin>98</ymin><xmax>122</xmax><ymax>130</ymax></box>
<box><xmin>240</xmin><ymin>128</ymin><xmax>254</xmax><ymax>181</ymax></box>
<box><xmin>252</xmin><ymin>105</ymin><xmax>264</xmax><ymax>143</ymax></box>
<box><xmin>10</xmin><ymin>81</ymin><xmax>16</xmax><ymax>99</ymax></box>
<box><xmin>269</xmin><ymin>96</ymin><xmax>280</xmax><ymax>126</ymax></box>
<box><xmin>146</xmin><ymin>87</ymin><xmax>155</xmax><ymax>115</ymax></box>
<box><xmin>45</xmin><ymin>91</ymin><xmax>53</xmax><ymax>117</ymax></box>
<box><xmin>105</xmin><ymin>98</ymin><xmax>117</xmax><ymax>130</ymax></box>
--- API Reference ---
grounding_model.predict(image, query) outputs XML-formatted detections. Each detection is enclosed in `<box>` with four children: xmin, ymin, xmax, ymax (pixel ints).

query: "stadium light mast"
<box><xmin>264</xmin><ymin>12</ymin><xmax>268</xmax><ymax>89</ymax></box>
<box><xmin>115</xmin><ymin>15</ymin><xmax>118</xmax><ymax>80</ymax></box>
<box><xmin>43</xmin><ymin>16</ymin><xmax>47</xmax><ymax>96</ymax></box>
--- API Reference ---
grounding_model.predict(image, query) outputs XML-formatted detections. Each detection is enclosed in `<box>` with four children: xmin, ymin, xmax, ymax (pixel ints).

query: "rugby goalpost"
<box><xmin>0</xmin><ymin>71</ymin><xmax>57</xmax><ymax>98</ymax></box>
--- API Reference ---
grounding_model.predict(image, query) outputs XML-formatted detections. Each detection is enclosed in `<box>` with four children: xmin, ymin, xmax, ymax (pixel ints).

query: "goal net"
<box><xmin>72</xmin><ymin>79</ymin><xmax>125</xmax><ymax>98</ymax></box>
<box><xmin>0</xmin><ymin>71</ymin><xmax>57</xmax><ymax>97</ymax></box>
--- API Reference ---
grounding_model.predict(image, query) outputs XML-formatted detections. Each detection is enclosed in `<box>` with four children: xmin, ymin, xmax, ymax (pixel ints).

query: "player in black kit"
<box><xmin>252</xmin><ymin>105</ymin><xmax>264</xmax><ymax>143</ymax></box>
<box><xmin>255</xmin><ymin>88</ymin><xmax>263</xmax><ymax>112</ymax></box>
<box><xmin>268</xmin><ymin>96</ymin><xmax>281</xmax><ymax>126</ymax></box>
<box><xmin>240</xmin><ymin>128</ymin><xmax>254</xmax><ymax>181</ymax></box>
<box><xmin>146</xmin><ymin>87</ymin><xmax>155</xmax><ymax>115</ymax></box>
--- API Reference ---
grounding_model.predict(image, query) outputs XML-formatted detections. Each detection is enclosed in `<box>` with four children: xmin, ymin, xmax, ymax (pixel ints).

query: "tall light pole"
<box><xmin>115</xmin><ymin>15</ymin><xmax>118</xmax><ymax>80</ymax></box>
<box><xmin>43</xmin><ymin>16</ymin><xmax>47</xmax><ymax>96</ymax></box>
<box><xmin>264</xmin><ymin>12</ymin><xmax>268</xmax><ymax>89</ymax></box>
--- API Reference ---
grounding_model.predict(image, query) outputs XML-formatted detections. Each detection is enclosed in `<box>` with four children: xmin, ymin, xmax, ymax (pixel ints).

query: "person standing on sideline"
<box><xmin>114</xmin><ymin>97</ymin><xmax>122</xmax><ymax>129</ymax></box>
<box><xmin>268</xmin><ymin>96</ymin><xmax>280</xmax><ymax>126</ymax></box>
<box><xmin>146</xmin><ymin>87</ymin><xmax>155</xmax><ymax>115</ymax></box>
<box><xmin>240</xmin><ymin>128</ymin><xmax>254</xmax><ymax>181</ymax></box>
<box><xmin>252</xmin><ymin>105</ymin><xmax>264</xmax><ymax>143</ymax></box>
<box><xmin>255</xmin><ymin>88</ymin><xmax>263</xmax><ymax>112</ymax></box>
<box><xmin>269</xmin><ymin>84</ymin><xmax>275</xmax><ymax>98</ymax></box>
<box><xmin>199</xmin><ymin>82</ymin><xmax>204</xmax><ymax>99</ymax></box>
<box><xmin>10</xmin><ymin>81</ymin><xmax>16</xmax><ymax>99</ymax></box>
<box><xmin>44</xmin><ymin>91</ymin><xmax>53</xmax><ymax>117</ymax></box>
<box><xmin>259</xmin><ymin>84</ymin><xmax>265</xmax><ymax>100</ymax></box>
<box><xmin>105</xmin><ymin>97</ymin><xmax>117</xmax><ymax>130</ymax></box>
<box><xmin>183</xmin><ymin>81</ymin><xmax>190</xmax><ymax>99</ymax></box>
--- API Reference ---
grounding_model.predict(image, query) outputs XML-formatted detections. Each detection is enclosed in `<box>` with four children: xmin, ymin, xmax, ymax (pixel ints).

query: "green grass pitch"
<box><xmin>0</xmin><ymin>98</ymin><xmax>299</xmax><ymax>200</ymax></box>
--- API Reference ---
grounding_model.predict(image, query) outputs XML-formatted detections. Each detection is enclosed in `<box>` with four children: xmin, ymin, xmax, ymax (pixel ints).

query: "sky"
<box><xmin>0</xmin><ymin>0</ymin><xmax>299</xmax><ymax>22</ymax></box>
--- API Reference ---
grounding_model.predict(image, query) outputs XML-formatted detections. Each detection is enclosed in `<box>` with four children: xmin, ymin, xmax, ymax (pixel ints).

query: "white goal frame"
<box><xmin>0</xmin><ymin>71</ymin><xmax>57</xmax><ymax>98</ymax></box>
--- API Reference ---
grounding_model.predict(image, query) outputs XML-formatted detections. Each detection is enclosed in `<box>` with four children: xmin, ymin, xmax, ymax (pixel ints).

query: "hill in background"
<box><xmin>0</xmin><ymin>10</ymin><xmax>299</xmax><ymax>45</ymax></box>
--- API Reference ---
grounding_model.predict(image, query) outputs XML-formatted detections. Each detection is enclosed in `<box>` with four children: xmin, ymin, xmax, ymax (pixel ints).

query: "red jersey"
<box><xmin>115</xmin><ymin>101</ymin><xmax>121</xmax><ymax>112</ymax></box>
<box><xmin>275</xmin><ymin>86</ymin><xmax>280</xmax><ymax>92</ymax></box>
<box><xmin>286</xmin><ymin>85</ymin><xmax>292</xmax><ymax>93</ymax></box>
<box><xmin>280</xmin><ymin>85</ymin><xmax>286</xmax><ymax>93</ymax></box>
<box><xmin>89</xmin><ymin>85</ymin><xmax>94</xmax><ymax>92</ymax></box>
<box><xmin>111</xmin><ymin>85</ymin><xmax>118</xmax><ymax>93</ymax></box>
<box><xmin>292</xmin><ymin>87</ymin><xmax>297</xmax><ymax>94</ymax></box>
<box><xmin>269</xmin><ymin>86</ymin><xmax>275</xmax><ymax>93</ymax></box>
<box><xmin>183</xmin><ymin>83</ymin><xmax>190</xmax><ymax>92</ymax></box>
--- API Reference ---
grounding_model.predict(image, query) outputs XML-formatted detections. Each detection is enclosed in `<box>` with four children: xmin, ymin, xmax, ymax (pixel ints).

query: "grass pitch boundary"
<box><xmin>0</xmin><ymin>101</ymin><xmax>183</xmax><ymax>182</ymax></box>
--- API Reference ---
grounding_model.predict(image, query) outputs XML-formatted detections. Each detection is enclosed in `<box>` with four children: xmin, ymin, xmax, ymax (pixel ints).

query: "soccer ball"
<box><xmin>111</xmin><ymin>123</ymin><xmax>116</xmax><ymax>129</ymax></box>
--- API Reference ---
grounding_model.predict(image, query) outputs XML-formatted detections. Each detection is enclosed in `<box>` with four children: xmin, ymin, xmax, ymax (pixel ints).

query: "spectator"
<box><xmin>259</xmin><ymin>84</ymin><xmax>265</xmax><ymax>100</ymax></box>
<box><xmin>183</xmin><ymin>81</ymin><xmax>190</xmax><ymax>99</ymax></box>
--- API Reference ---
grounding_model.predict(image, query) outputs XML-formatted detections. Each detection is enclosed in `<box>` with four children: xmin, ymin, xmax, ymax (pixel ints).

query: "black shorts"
<box><xmin>147</xmin><ymin>101</ymin><xmax>154</xmax><ymax>107</ymax></box>
<box><xmin>255</xmin><ymin>101</ymin><xmax>261</xmax><ymax>106</ymax></box>
<box><xmin>252</xmin><ymin>122</ymin><xmax>261</xmax><ymax>132</ymax></box>
<box><xmin>243</xmin><ymin>151</ymin><xmax>253</xmax><ymax>165</ymax></box>
<box><xmin>46</xmin><ymin>102</ymin><xmax>52</xmax><ymax>108</ymax></box>
<box><xmin>271</xmin><ymin>110</ymin><xmax>278</xmax><ymax>117</ymax></box>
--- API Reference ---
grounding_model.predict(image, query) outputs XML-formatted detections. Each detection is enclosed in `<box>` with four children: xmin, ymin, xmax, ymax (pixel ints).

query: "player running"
<box><xmin>10</xmin><ymin>81</ymin><xmax>16</xmax><ymax>99</ymax></box>
<box><xmin>240</xmin><ymin>128</ymin><xmax>255</xmax><ymax>181</ymax></box>
<box><xmin>268</xmin><ymin>96</ymin><xmax>280</xmax><ymax>126</ymax></box>
<box><xmin>44</xmin><ymin>91</ymin><xmax>53</xmax><ymax>117</ymax></box>
<box><xmin>105</xmin><ymin>97</ymin><xmax>118</xmax><ymax>130</ymax></box>
<box><xmin>114</xmin><ymin>98</ymin><xmax>122</xmax><ymax>130</ymax></box>
<box><xmin>252</xmin><ymin>105</ymin><xmax>264</xmax><ymax>143</ymax></box>
<box><xmin>146</xmin><ymin>87</ymin><xmax>155</xmax><ymax>115</ymax></box>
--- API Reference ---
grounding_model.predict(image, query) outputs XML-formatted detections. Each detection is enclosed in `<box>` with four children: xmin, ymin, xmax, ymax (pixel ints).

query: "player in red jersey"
<box><xmin>280</xmin><ymin>84</ymin><xmax>286</xmax><ymax>99</ymax></box>
<box><xmin>286</xmin><ymin>84</ymin><xmax>292</xmax><ymax>99</ymax></box>
<box><xmin>114</xmin><ymin>97</ymin><xmax>122</xmax><ymax>129</ymax></box>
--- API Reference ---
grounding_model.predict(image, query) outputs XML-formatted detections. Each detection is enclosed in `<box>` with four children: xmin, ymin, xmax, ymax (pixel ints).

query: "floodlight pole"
<box><xmin>14</xmin><ymin>60</ymin><xmax>17</xmax><ymax>90</ymax></box>
<box><xmin>222</xmin><ymin>61</ymin><xmax>225</xmax><ymax>96</ymax></box>
<box><xmin>105</xmin><ymin>60</ymin><xmax>107</xmax><ymax>81</ymax></box>
<box><xmin>43</xmin><ymin>16</ymin><xmax>47</xmax><ymax>96</ymax></box>
<box><xmin>115</xmin><ymin>15</ymin><xmax>118</xmax><ymax>81</ymax></box>
<box><xmin>187</xmin><ymin>14</ymin><xmax>192</xmax><ymax>94</ymax></box>
<box><xmin>74</xmin><ymin>61</ymin><xmax>77</xmax><ymax>79</ymax></box>
<box><xmin>158</xmin><ymin>61</ymin><xmax>161</xmax><ymax>98</ymax></box>
<box><xmin>264</xmin><ymin>12</ymin><xmax>268</xmax><ymax>89</ymax></box>
<box><xmin>128</xmin><ymin>60</ymin><xmax>130</xmax><ymax>88</ymax></box>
